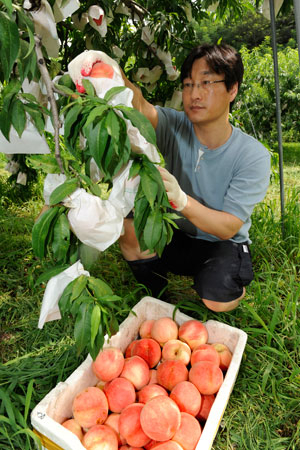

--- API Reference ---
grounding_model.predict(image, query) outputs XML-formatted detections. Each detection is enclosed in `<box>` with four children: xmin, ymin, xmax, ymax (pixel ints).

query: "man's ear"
<box><xmin>229</xmin><ymin>82</ymin><xmax>239</xmax><ymax>102</ymax></box>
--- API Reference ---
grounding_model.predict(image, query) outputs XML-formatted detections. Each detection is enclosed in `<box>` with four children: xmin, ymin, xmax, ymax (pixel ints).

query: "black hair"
<box><xmin>181</xmin><ymin>43</ymin><xmax>244</xmax><ymax>110</ymax></box>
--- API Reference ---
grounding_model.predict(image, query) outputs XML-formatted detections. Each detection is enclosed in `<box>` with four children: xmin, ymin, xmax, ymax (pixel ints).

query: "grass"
<box><xmin>0</xmin><ymin>151</ymin><xmax>299</xmax><ymax>450</ymax></box>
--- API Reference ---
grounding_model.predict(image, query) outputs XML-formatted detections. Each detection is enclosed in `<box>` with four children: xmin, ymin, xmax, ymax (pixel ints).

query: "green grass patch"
<box><xmin>0</xmin><ymin>158</ymin><xmax>299</xmax><ymax>449</ymax></box>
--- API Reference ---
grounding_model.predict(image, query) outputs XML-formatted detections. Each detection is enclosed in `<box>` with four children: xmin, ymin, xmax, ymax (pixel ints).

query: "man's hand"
<box><xmin>158</xmin><ymin>167</ymin><xmax>187</xmax><ymax>212</ymax></box>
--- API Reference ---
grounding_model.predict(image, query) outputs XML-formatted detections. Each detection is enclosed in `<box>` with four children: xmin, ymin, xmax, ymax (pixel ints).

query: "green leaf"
<box><xmin>53</xmin><ymin>82</ymin><xmax>75</xmax><ymax>96</ymax></box>
<box><xmin>105</xmin><ymin>109</ymin><xmax>120</xmax><ymax>141</ymax></box>
<box><xmin>58</xmin><ymin>279</ymin><xmax>77</xmax><ymax>315</ymax></box>
<box><xmin>71</xmin><ymin>275</ymin><xmax>88</xmax><ymax>301</ymax></box>
<box><xmin>11</xmin><ymin>99</ymin><xmax>27</xmax><ymax>137</ymax></box>
<box><xmin>49</xmin><ymin>178</ymin><xmax>78</xmax><ymax>206</ymax></box>
<box><xmin>82</xmin><ymin>79</ymin><xmax>96</xmax><ymax>97</ymax></box>
<box><xmin>140</xmin><ymin>168</ymin><xmax>158</xmax><ymax>208</ymax></box>
<box><xmin>0</xmin><ymin>109</ymin><xmax>11</xmax><ymax>141</ymax></box>
<box><xmin>27</xmin><ymin>155</ymin><xmax>60</xmax><ymax>174</ymax></box>
<box><xmin>86</xmin><ymin>118</ymin><xmax>109</xmax><ymax>172</ymax></box>
<box><xmin>0</xmin><ymin>11</ymin><xmax>20</xmax><ymax>80</ymax></box>
<box><xmin>143</xmin><ymin>208</ymin><xmax>163</xmax><ymax>250</ymax></box>
<box><xmin>24</xmin><ymin>379</ymin><xmax>34</xmax><ymax>423</ymax></box>
<box><xmin>84</xmin><ymin>104</ymin><xmax>109</xmax><ymax>128</ymax></box>
<box><xmin>34</xmin><ymin>264</ymin><xmax>69</xmax><ymax>286</ymax></box>
<box><xmin>0</xmin><ymin>388</ymin><xmax>16</xmax><ymax>426</ymax></box>
<box><xmin>1</xmin><ymin>0</ymin><xmax>14</xmax><ymax>16</ymax></box>
<box><xmin>104</xmin><ymin>86</ymin><xmax>127</xmax><ymax>103</ymax></box>
<box><xmin>52</xmin><ymin>213</ymin><xmax>70</xmax><ymax>262</ymax></box>
<box><xmin>116</xmin><ymin>105</ymin><xmax>157</xmax><ymax>147</ymax></box>
<box><xmin>31</xmin><ymin>206</ymin><xmax>60</xmax><ymax>258</ymax></box>
<box><xmin>87</xmin><ymin>276</ymin><xmax>113</xmax><ymax>297</ymax></box>
<box><xmin>74</xmin><ymin>301</ymin><xmax>93</xmax><ymax>355</ymax></box>
<box><xmin>90</xmin><ymin>305</ymin><xmax>101</xmax><ymax>348</ymax></box>
<box><xmin>129</xmin><ymin>159</ymin><xmax>142</xmax><ymax>179</ymax></box>
<box><xmin>63</xmin><ymin>103</ymin><xmax>83</xmax><ymax>141</ymax></box>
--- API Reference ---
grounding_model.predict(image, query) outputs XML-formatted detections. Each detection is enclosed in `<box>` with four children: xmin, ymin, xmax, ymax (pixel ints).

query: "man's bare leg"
<box><xmin>202</xmin><ymin>287</ymin><xmax>245</xmax><ymax>312</ymax></box>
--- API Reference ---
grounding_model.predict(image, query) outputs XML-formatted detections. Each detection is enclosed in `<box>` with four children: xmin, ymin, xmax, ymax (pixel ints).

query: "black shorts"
<box><xmin>160</xmin><ymin>229</ymin><xmax>254</xmax><ymax>302</ymax></box>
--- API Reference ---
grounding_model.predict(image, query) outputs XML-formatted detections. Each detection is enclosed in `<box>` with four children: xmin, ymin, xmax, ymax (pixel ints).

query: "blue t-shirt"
<box><xmin>155</xmin><ymin>106</ymin><xmax>271</xmax><ymax>244</ymax></box>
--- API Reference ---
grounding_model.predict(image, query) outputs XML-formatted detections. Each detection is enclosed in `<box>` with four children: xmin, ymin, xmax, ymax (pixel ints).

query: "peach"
<box><xmin>137</xmin><ymin>384</ymin><xmax>168</xmax><ymax>403</ymax></box>
<box><xmin>151</xmin><ymin>442</ymin><xmax>184</xmax><ymax>450</ymax></box>
<box><xmin>157</xmin><ymin>360</ymin><xmax>188</xmax><ymax>391</ymax></box>
<box><xmin>131</xmin><ymin>338</ymin><xmax>162</xmax><ymax>368</ymax></box>
<box><xmin>119</xmin><ymin>403</ymin><xmax>151</xmax><ymax>447</ymax></box>
<box><xmin>72</xmin><ymin>386</ymin><xmax>108</xmax><ymax>429</ymax></box>
<box><xmin>189</xmin><ymin>361</ymin><xmax>223</xmax><ymax>395</ymax></box>
<box><xmin>120</xmin><ymin>356</ymin><xmax>150</xmax><ymax>390</ymax></box>
<box><xmin>196</xmin><ymin>394</ymin><xmax>215</xmax><ymax>422</ymax></box>
<box><xmin>140</xmin><ymin>395</ymin><xmax>181</xmax><ymax>441</ymax></box>
<box><xmin>120</xmin><ymin>447</ymin><xmax>144</xmax><ymax>450</ymax></box>
<box><xmin>148</xmin><ymin>369</ymin><xmax>158</xmax><ymax>385</ymax></box>
<box><xmin>89</xmin><ymin>61</ymin><xmax>114</xmax><ymax>79</ymax></box>
<box><xmin>172</xmin><ymin>412</ymin><xmax>201</xmax><ymax>450</ymax></box>
<box><xmin>190</xmin><ymin>344</ymin><xmax>220</xmax><ymax>366</ymax></box>
<box><xmin>92</xmin><ymin>347</ymin><xmax>124</xmax><ymax>382</ymax></box>
<box><xmin>170</xmin><ymin>381</ymin><xmax>201</xmax><ymax>417</ymax></box>
<box><xmin>178</xmin><ymin>320</ymin><xmax>208</xmax><ymax>350</ymax></box>
<box><xmin>139</xmin><ymin>319</ymin><xmax>155</xmax><ymax>338</ymax></box>
<box><xmin>105</xmin><ymin>413</ymin><xmax>126</xmax><ymax>446</ymax></box>
<box><xmin>104</xmin><ymin>377</ymin><xmax>136</xmax><ymax>413</ymax></box>
<box><xmin>212</xmin><ymin>342</ymin><xmax>232</xmax><ymax>371</ymax></box>
<box><xmin>162</xmin><ymin>339</ymin><xmax>191</xmax><ymax>366</ymax></box>
<box><xmin>125</xmin><ymin>341</ymin><xmax>137</xmax><ymax>358</ymax></box>
<box><xmin>61</xmin><ymin>418</ymin><xmax>83</xmax><ymax>441</ymax></box>
<box><xmin>151</xmin><ymin>317</ymin><xmax>178</xmax><ymax>346</ymax></box>
<box><xmin>82</xmin><ymin>424</ymin><xmax>118</xmax><ymax>450</ymax></box>
<box><xmin>144</xmin><ymin>440</ymin><xmax>159</xmax><ymax>450</ymax></box>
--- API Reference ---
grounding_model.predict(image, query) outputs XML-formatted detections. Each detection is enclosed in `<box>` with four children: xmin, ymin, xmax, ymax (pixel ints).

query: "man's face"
<box><xmin>182</xmin><ymin>57</ymin><xmax>237</xmax><ymax>127</ymax></box>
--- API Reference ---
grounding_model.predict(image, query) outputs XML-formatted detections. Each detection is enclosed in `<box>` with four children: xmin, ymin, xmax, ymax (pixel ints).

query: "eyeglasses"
<box><xmin>182</xmin><ymin>80</ymin><xmax>226</xmax><ymax>92</ymax></box>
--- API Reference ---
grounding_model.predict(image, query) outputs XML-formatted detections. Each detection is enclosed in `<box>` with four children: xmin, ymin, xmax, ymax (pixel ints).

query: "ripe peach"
<box><xmin>119</xmin><ymin>403</ymin><xmax>151</xmax><ymax>447</ymax></box>
<box><xmin>131</xmin><ymin>338</ymin><xmax>162</xmax><ymax>368</ymax></box>
<box><xmin>178</xmin><ymin>320</ymin><xmax>208</xmax><ymax>350</ymax></box>
<box><xmin>151</xmin><ymin>317</ymin><xmax>178</xmax><ymax>346</ymax></box>
<box><xmin>92</xmin><ymin>347</ymin><xmax>124</xmax><ymax>382</ymax></box>
<box><xmin>162</xmin><ymin>339</ymin><xmax>191</xmax><ymax>366</ymax></box>
<box><xmin>170</xmin><ymin>381</ymin><xmax>201</xmax><ymax>417</ymax></box>
<box><xmin>61</xmin><ymin>418</ymin><xmax>83</xmax><ymax>441</ymax></box>
<box><xmin>190</xmin><ymin>344</ymin><xmax>220</xmax><ymax>366</ymax></box>
<box><xmin>189</xmin><ymin>361</ymin><xmax>223</xmax><ymax>395</ymax></box>
<box><xmin>125</xmin><ymin>341</ymin><xmax>137</xmax><ymax>358</ymax></box>
<box><xmin>72</xmin><ymin>386</ymin><xmax>108</xmax><ymax>429</ymax></box>
<box><xmin>89</xmin><ymin>61</ymin><xmax>114</xmax><ymax>79</ymax></box>
<box><xmin>120</xmin><ymin>447</ymin><xmax>144</xmax><ymax>450</ymax></box>
<box><xmin>140</xmin><ymin>395</ymin><xmax>181</xmax><ymax>441</ymax></box>
<box><xmin>82</xmin><ymin>424</ymin><xmax>118</xmax><ymax>450</ymax></box>
<box><xmin>151</xmin><ymin>442</ymin><xmax>184</xmax><ymax>450</ymax></box>
<box><xmin>137</xmin><ymin>384</ymin><xmax>168</xmax><ymax>403</ymax></box>
<box><xmin>196</xmin><ymin>394</ymin><xmax>215</xmax><ymax>422</ymax></box>
<box><xmin>211</xmin><ymin>342</ymin><xmax>232</xmax><ymax>371</ymax></box>
<box><xmin>121</xmin><ymin>356</ymin><xmax>150</xmax><ymax>390</ymax></box>
<box><xmin>139</xmin><ymin>319</ymin><xmax>155</xmax><ymax>338</ymax></box>
<box><xmin>148</xmin><ymin>369</ymin><xmax>158</xmax><ymax>385</ymax></box>
<box><xmin>105</xmin><ymin>413</ymin><xmax>126</xmax><ymax>446</ymax></box>
<box><xmin>172</xmin><ymin>412</ymin><xmax>201</xmax><ymax>450</ymax></box>
<box><xmin>157</xmin><ymin>360</ymin><xmax>188</xmax><ymax>391</ymax></box>
<box><xmin>104</xmin><ymin>377</ymin><xmax>136</xmax><ymax>413</ymax></box>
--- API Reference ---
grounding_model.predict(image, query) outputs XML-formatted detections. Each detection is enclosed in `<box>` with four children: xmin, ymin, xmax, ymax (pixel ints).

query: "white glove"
<box><xmin>158</xmin><ymin>167</ymin><xmax>187</xmax><ymax>212</ymax></box>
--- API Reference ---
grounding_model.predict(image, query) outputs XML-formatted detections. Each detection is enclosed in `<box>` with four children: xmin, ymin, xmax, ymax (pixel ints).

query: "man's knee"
<box><xmin>202</xmin><ymin>288</ymin><xmax>245</xmax><ymax>312</ymax></box>
<box><xmin>119</xmin><ymin>218</ymin><xmax>156</xmax><ymax>261</ymax></box>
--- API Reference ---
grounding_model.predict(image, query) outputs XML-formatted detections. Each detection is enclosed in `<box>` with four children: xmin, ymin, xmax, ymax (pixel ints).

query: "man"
<box><xmin>119</xmin><ymin>43</ymin><xmax>270</xmax><ymax>312</ymax></box>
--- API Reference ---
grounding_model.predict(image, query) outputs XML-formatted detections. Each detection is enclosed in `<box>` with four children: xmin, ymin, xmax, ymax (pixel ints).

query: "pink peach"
<box><xmin>211</xmin><ymin>342</ymin><xmax>232</xmax><ymax>371</ymax></box>
<box><xmin>104</xmin><ymin>377</ymin><xmax>136</xmax><ymax>413</ymax></box>
<box><xmin>170</xmin><ymin>381</ymin><xmax>201</xmax><ymax>417</ymax></box>
<box><xmin>151</xmin><ymin>442</ymin><xmax>184</xmax><ymax>450</ymax></box>
<box><xmin>92</xmin><ymin>347</ymin><xmax>124</xmax><ymax>382</ymax></box>
<box><xmin>140</xmin><ymin>395</ymin><xmax>181</xmax><ymax>441</ymax></box>
<box><xmin>121</xmin><ymin>356</ymin><xmax>150</xmax><ymax>390</ymax></box>
<box><xmin>157</xmin><ymin>360</ymin><xmax>188</xmax><ymax>391</ymax></box>
<box><xmin>151</xmin><ymin>317</ymin><xmax>178</xmax><ymax>346</ymax></box>
<box><xmin>139</xmin><ymin>319</ymin><xmax>155</xmax><ymax>338</ymax></box>
<box><xmin>196</xmin><ymin>394</ymin><xmax>215</xmax><ymax>422</ymax></box>
<box><xmin>178</xmin><ymin>320</ymin><xmax>208</xmax><ymax>350</ymax></box>
<box><xmin>105</xmin><ymin>413</ymin><xmax>126</xmax><ymax>446</ymax></box>
<box><xmin>189</xmin><ymin>361</ymin><xmax>223</xmax><ymax>395</ymax></box>
<box><xmin>72</xmin><ymin>386</ymin><xmax>108</xmax><ymax>429</ymax></box>
<box><xmin>162</xmin><ymin>340</ymin><xmax>191</xmax><ymax>366</ymax></box>
<box><xmin>137</xmin><ymin>384</ymin><xmax>168</xmax><ymax>403</ymax></box>
<box><xmin>82</xmin><ymin>424</ymin><xmax>118</xmax><ymax>450</ymax></box>
<box><xmin>89</xmin><ymin>61</ymin><xmax>114</xmax><ymax>79</ymax></box>
<box><xmin>131</xmin><ymin>338</ymin><xmax>162</xmax><ymax>368</ymax></box>
<box><xmin>172</xmin><ymin>412</ymin><xmax>201</xmax><ymax>450</ymax></box>
<box><xmin>125</xmin><ymin>341</ymin><xmax>137</xmax><ymax>358</ymax></box>
<box><xmin>61</xmin><ymin>418</ymin><xmax>83</xmax><ymax>441</ymax></box>
<box><xmin>148</xmin><ymin>369</ymin><xmax>158</xmax><ymax>385</ymax></box>
<box><xmin>119</xmin><ymin>403</ymin><xmax>151</xmax><ymax>447</ymax></box>
<box><xmin>190</xmin><ymin>344</ymin><xmax>220</xmax><ymax>366</ymax></box>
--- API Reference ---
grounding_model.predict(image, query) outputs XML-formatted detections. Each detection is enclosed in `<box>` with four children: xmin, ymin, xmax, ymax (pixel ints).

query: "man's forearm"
<box><xmin>182</xmin><ymin>196</ymin><xmax>244</xmax><ymax>240</ymax></box>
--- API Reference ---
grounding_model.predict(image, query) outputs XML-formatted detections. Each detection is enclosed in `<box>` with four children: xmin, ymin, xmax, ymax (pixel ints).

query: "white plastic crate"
<box><xmin>31</xmin><ymin>296</ymin><xmax>247</xmax><ymax>450</ymax></box>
